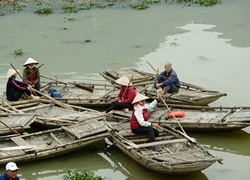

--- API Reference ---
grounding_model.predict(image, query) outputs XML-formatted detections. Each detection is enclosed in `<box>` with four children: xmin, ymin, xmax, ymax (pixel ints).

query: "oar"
<box><xmin>26</xmin><ymin>63</ymin><xmax>44</xmax><ymax>79</ymax></box>
<box><xmin>158</xmin><ymin>93</ymin><xmax>196</xmax><ymax>143</ymax></box>
<box><xmin>0</xmin><ymin>119</ymin><xmax>21</xmax><ymax>135</ymax></box>
<box><xmin>10</xmin><ymin>64</ymin><xmax>74</xmax><ymax>110</ymax></box>
<box><xmin>41</xmin><ymin>74</ymin><xmax>94</xmax><ymax>92</ymax></box>
<box><xmin>121</xmin><ymin>75</ymin><xmax>134</xmax><ymax>99</ymax></box>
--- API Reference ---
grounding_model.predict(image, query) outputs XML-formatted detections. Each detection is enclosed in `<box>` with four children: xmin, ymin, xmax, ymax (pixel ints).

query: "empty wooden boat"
<box><xmin>99</xmin><ymin>68</ymin><xmax>227</xmax><ymax>106</ymax></box>
<box><xmin>108</xmin><ymin>122</ymin><xmax>222</xmax><ymax>175</ymax></box>
<box><xmin>0</xmin><ymin>120</ymin><xmax>110</xmax><ymax>165</ymax></box>
<box><xmin>108</xmin><ymin>105</ymin><xmax>250</xmax><ymax>131</ymax></box>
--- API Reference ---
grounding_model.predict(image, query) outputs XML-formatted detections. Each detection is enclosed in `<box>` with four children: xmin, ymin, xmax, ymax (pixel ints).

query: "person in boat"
<box><xmin>23</xmin><ymin>57</ymin><xmax>41</xmax><ymax>91</ymax></box>
<box><xmin>154</xmin><ymin>62</ymin><xmax>180</xmax><ymax>95</ymax></box>
<box><xmin>6</xmin><ymin>69</ymin><xmax>39</xmax><ymax>101</ymax></box>
<box><xmin>106</xmin><ymin>76</ymin><xmax>136</xmax><ymax>113</ymax></box>
<box><xmin>130</xmin><ymin>93</ymin><xmax>161</xmax><ymax>152</ymax></box>
<box><xmin>0</xmin><ymin>162</ymin><xmax>20</xmax><ymax>180</ymax></box>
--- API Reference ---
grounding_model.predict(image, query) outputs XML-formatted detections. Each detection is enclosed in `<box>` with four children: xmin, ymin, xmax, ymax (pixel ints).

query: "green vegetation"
<box><xmin>14</xmin><ymin>49</ymin><xmax>23</xmax><ymax>57</ymax></box>
<box><xmin>34</xmin><ymin>6</ymin><xmax>53</xmax><ymax>15</ymax></box>
<box><xmin>84</xmin><ymin>39</ymin><xmax>91</xmax><ymax>43</ymax></box>
<box><xmin>64</xmin><ymin>170</ymin><xmax>102</xmax><ymax>180</ymax></box>
<box><xmin>61</xmin><ymin>4</ymin><xmax>78</xmax><ymax>13</ymax></box>
<box><xmin>130</xmin><ymin>2</ymin><xmax>149</xmax><ymax>10</ymax></box>
<box><xmin>0</xmin><ymin>0</ymin><xmax>222</xmax><ymax>16</ymax></box>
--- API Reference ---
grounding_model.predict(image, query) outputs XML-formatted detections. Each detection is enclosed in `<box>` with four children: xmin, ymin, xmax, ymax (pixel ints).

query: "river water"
<box><xmin>0</xmin><ymin>0</ymin><xmax>250</xmax><ymax>179</ymax></box>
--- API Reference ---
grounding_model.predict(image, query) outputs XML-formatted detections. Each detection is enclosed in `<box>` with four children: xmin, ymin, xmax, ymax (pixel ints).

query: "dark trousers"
<box><xmin>163</xmin><ymin>84</ymin><xmax>179</xmax><ymax>93</ymax></box>
<box><xmin>132</xmin><ymin>126</ymin><xmax>159</xmax><ymax>142</ymax></box>
<box><xmin>106</xmin><ymin>101</ymin><xmax>133</xmax><ymax>113</ymax></box>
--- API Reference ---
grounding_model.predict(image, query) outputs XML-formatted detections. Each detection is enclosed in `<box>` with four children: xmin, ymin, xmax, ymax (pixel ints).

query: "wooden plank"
<box><xmin>50</xmin><ymin>133</ymin><xmax>63</xmax><ymax>145</ymax></box>
<box><xmin>10</xmin><ymin>136</ymin><xmax>36</xmax><ymax>153</ymax></box>
<box><xmin>127</xmin><ymin>139</ymin><xmax>188</xmax><ymax>149</ymax></box>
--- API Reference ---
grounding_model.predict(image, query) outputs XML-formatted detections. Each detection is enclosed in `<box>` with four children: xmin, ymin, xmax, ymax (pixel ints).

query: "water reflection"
<box><xmin>190</xmin><ymin>130</ymin><xmax>250</xmax><ymax>156</ymax></box>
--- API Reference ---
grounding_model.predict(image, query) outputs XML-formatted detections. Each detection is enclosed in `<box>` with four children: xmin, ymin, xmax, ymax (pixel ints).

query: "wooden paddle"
<box><xmin>26</xmin><ymin>63</ymin><xmax>44</xmax><ymax>79</ymax></box>
<box><xmin>158</xmin><ymin>92</ymin><xmax>196</xmax><ymax>143</ymax></box>
<box><xmin>41</xmin><ymin>74</ymin><xmax>94</xmax><ymax>92</ymax></box>
<box><xmin>10</xmin><ymin>64</ymin><xmax>74</xmax><ymax>110</ymax></box>
<box><xmin>121</xmin><ymin>75</ymin><xmax>134</xmax><ymax>99</ymax></box>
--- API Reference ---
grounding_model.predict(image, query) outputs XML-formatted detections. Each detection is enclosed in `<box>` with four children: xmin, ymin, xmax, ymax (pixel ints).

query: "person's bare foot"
<box><xmin>124</xmin><ymin>108</ymin><xmax>129</xmax><ymax>113</ymax></box>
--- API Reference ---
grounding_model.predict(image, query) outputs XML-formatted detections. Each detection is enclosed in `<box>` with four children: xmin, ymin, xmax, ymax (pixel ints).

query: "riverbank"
<box><xmin>0</xmin><ymin>0</ymin><xmax>221</xmax><ymax>16</ymax></box>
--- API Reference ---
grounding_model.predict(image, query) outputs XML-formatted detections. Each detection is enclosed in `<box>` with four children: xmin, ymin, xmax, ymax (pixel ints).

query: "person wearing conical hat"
<box><xmin>130</xmin><ymin>93</ymin><xmax>161</xmax><ymax>152</ymax></box>
<box><xmin>0</xmin><ymin>162</ymin><xmax>20</xmax><ymax>180</ymax></box>
<box><xmin>23</xmin><ymin>57</ymin><xmax>41</xmax><ymax>91</ymax></box>
<box><xmin>106</xmin><ymin>76</ymin><xmax>136</xmax><ymax>113</ymax></box>
<box><xmin>154</xmin><ymin>62</ymin><xmax>180</xmax><ymax>95</ymax></box>
<box><xmin>6</xmin><ymin>69</ymin><xmax>39</xmax><ymax>101</ymax></box>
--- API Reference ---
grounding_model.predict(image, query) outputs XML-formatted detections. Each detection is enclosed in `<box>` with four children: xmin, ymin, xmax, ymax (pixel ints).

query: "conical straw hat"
<box><xmin>6</xmin><ymin>69</ymin><xmax>17</xmax><ymax>79</ymax></box>
<box><xmin>23</xmin><ymin>57</ymin><xmax>39</xmax><ymax>66</ymax></box>
<box><xmin>115</xmin><ymin>76</ymin><xmax>133</xmax><ymax>86</ymax></box>
<box><xmin>132</xmin><ymin>93</ymin><xmax>149</xmax><ymax>104</ymax></box>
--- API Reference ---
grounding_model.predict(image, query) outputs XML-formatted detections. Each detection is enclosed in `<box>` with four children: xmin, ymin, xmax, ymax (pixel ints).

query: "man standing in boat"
<box><xmin>0</xmin><ymin>162</ymin><xmax>20</xmax><ymax>180</ymax></box>
<box><xmin>154</xmin><ymin>62</ymin><xmax>180</xmax><ymax>95</ymax></box>
<box><xmin>23</xmin><ymin>57</ymin><xmax>41</xmax><ymax>91</ymax></box>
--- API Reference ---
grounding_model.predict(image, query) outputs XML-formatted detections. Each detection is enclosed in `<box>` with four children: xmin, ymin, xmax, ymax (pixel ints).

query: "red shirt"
<box><xmin>117</xmin><ymin>86</ymin><xmax>136</xmax><ymax>104</ymax></box>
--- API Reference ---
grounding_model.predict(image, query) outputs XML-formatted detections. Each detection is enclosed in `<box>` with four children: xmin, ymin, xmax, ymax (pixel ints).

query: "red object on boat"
<box><xmin>168</xmin><ymin>111</ymin><xmax>185</xmax><ymax>118</ymax></box>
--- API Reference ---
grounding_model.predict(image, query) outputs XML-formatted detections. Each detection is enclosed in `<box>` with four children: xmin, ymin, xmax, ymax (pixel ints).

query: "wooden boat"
<box><xmin>0</xmin><ymin>114</ymin><xmax>35</xmax><ymax>135</ymax></box>
<box><xmin>99</xmin><ymin>68</ymin><xmax>227</xmax><ymax>106</ymax></box>
<box><xmin>40</xmin><ymin>76</ymin><xmax>119</xmax><ymax>108</ymax></box>
<box><xmin>0</xmin><ymin>99</ymin><xmax>105</xmax><ymax>128</ymax></box>
<box><xmin>108</xmin><ymin>105</ymin><xmax>250</xmax><ymax>132</ymax></box>
<box><xmin>108</xmin><ymin>122</ymin><xmax>222</xmax><ymax>175</ymax></box>
<box><xmin>0</xmin><ymin>120</ymin><xmax>110</xmax><ymax>165</ymax></box>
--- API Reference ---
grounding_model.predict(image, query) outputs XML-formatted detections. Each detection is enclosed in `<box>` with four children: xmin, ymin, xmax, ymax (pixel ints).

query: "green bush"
<box><xmin>61</xmin><ymin>4</ymin><xmax>78</xmax><ymax>13</ymax></box>
<box><xmin>34</xmin><ymin>6</ymin><xmax>53</xmax><ymax>15</ymax></box>
<box><xmin>64</xmin><ymin>170</ymin><xmax>102</xmax><ymax>180</ymax></box>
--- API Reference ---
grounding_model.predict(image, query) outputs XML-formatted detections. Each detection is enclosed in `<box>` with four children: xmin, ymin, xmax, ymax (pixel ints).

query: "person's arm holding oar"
<box><xmin>10</xmin><ymin>64</ymin><xmax>74</xmax><ymax>110</ymax></box>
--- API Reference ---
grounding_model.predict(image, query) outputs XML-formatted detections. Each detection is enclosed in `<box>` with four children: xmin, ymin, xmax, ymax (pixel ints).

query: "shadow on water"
<box><xmin>189</xmin><ymin>130</ymin><xmax>250</xmax><ymax>156</ymax></box>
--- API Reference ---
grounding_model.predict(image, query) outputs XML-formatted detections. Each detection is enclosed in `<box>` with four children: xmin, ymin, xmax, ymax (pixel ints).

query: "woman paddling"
<box><xmin>106</xmin><ymin>76</ymin><xmax>136</xmax><ymax>113</ymax></box>
<box><xmin>130</xmin><ymin>93</ymin><xmax>161</xmax><ymax>152</ymax></box>
<box><xmin>23</xmin><ymin>57</ymin><xmax>41</xmax><ymax>91</ymax></box>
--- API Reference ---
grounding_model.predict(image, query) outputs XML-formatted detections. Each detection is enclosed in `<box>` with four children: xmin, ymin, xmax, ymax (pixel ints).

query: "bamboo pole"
<box><xmin>1</xmin><ymin>99</ymin><xmax>25</xmax><ymax>114</ymax></box>
<box><xmin>10</xmin><ymin>64</ymin><xmax>74</xmax><ymax>111</ymax></box>
<box><xmin>0</xmin><ymin>119</ymin><xmax>21</xmax><ymax>135</ymax></box>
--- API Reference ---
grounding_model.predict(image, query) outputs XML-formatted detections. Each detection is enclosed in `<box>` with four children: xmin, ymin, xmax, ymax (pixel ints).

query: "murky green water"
<box><xmin>1</xmin><ymin>0</ymin><xmax>250</xmax><ymax>179</ymax></box>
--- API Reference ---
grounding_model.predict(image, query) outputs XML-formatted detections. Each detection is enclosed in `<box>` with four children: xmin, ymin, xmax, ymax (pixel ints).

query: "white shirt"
<box><xmin>134</xmin><ymin>100</ymin><xmax>157</xmax><ymax>127</ymax></box>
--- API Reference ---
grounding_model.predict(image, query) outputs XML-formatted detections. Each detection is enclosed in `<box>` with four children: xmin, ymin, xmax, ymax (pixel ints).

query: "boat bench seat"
<box><xmin>126</xmin><ymin>138</ymin><xmax>188</xmax><ymax>149</ymax></box>
<box><xmin>10</xmin><ymin>136</ymin><xmax>36</xmax><ymax>153</ymax></box>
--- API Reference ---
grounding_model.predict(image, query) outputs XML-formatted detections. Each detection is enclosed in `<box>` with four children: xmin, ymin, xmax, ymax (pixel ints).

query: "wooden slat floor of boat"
<box><xmin>0</xmin><ymin>115</ymin><xmax>35</xmax><ymax>127</ymax></box>
<box><xmin>62</xmin><ymin>120</ymin><xmax>107</xmax><ymax>139</ymax></box>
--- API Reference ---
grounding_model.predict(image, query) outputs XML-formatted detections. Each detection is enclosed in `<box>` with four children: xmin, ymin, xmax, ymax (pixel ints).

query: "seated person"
<box><xmin>23</xmin><ymin>57</ymin><xmax>41</xmax><ymax>91</ymax></box>
<box><xmin>130</xmin><ymin>93</ymin><xmax>160</xmax><ymax>152</ymax></box>
<box><xmin>106</xmin><ymin>76</ymin><xmax>136</xmax><ymax>113</ymax></box>
<box><xmin>6</xmin><ymin>69</ymin><xmax>39</xmax><ymax>101</ymax></box>
<box><xmin>155</xmin><ymin>62</ymin><xmax>180</xmax><ymax>94</ymax></box>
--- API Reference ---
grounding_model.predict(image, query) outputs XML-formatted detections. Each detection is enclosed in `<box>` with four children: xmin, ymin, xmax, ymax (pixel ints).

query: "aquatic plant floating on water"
<box><xmin>14</xmin><ymin>49</ymin><xmax>23</xmax><ymax>58</ymax></box>
<box><xmin>61</xmin><ymin>4</ymin><xmax>78</xmax><ymax>13</ymax></box>
<box><xmin>64</xmin><ymin>170</ymin><xmax>102</xmax><ymax>180</ymax></box>
<box><xmin>130</xmin><ymin>2</ymin><xmax>149</xmax><ymax>10</ymax></box>
<box><xmin>34</xmin><ymin>6</ymin><xmax>53</xmax><ymax>15</ymax></box>
<box><xmin>84</xmin><ymin>39</ymin><xmax>91</xmax><ymax>43</ymax></box>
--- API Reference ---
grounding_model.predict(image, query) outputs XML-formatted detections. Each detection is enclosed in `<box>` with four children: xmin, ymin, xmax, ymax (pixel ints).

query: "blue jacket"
<box><xmin>155</xmin><ymin>69</ymin><xmax>180</xmax><ymax>88</ymax></box>
<box><xmin>0</xmin><ymin>173</ymin><xmax>19</xmax><ymax>180</ymax></box>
